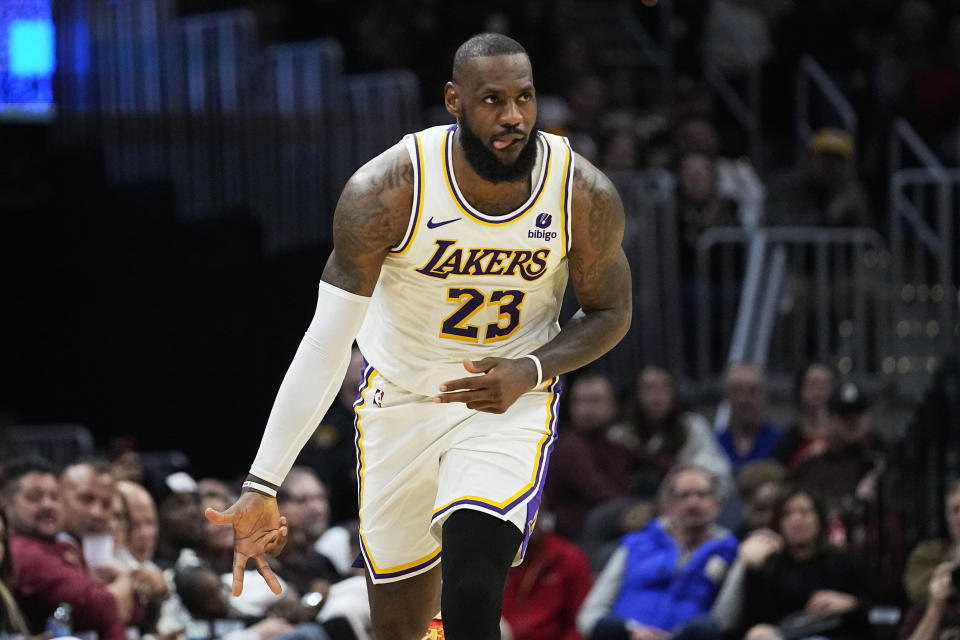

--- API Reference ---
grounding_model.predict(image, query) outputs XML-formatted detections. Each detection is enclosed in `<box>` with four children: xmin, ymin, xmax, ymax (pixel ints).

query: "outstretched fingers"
<box><xmin>232</xmin><ymin>551</ymin><xmax>248</xmax><ymax>596</ymax></box>
<box><xmin>255</xmin><ymin>555</ymin><xmax>282</xmax><ymax>595</ymax></box>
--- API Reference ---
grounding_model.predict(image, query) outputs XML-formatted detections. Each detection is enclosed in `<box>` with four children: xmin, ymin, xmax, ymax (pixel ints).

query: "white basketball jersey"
<box><xmin>356</xmin><ymin>124</ymin><xmax>574</xmax><ymax>397</ymax></box>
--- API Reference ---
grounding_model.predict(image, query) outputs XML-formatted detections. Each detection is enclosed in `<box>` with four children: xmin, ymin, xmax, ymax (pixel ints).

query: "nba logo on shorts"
<box><xmin>535</xmin><ymin>212</ymin><xmax>552</xmax><ymax>229</ymax></box>
<box><xmin>373</xmin><ymin>389</ymin><xmax>384</xmax><ymax>407</ymax></box>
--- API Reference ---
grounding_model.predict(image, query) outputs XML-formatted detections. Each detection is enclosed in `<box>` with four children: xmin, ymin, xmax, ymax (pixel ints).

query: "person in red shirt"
<box><xmin>0</xmin><ymin>457</ymin><xmax>132</xmax><ymax>640</ymax></box>
<box><xmin>545</xmin><ymin>373</ymin><xmax>634</xmax><ymax>538</ymax></box>
<box><xmin>502</xmin><ymin>513</ymin><xmax>593</xmax><ymax>640</ymax></box>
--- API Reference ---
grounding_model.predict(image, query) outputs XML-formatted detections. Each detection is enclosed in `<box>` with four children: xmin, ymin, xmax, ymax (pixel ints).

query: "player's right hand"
<box><xmin>205</xmin><ymin>491</ymin><xmax>288</xmax><ymax>596</ymax></box>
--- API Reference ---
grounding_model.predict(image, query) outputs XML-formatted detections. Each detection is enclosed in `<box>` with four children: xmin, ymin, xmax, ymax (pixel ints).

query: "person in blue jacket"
<box><xmin>577</xmin><ymin>463</ymin><xmax>738</xmax><ymax>640</ymax></box>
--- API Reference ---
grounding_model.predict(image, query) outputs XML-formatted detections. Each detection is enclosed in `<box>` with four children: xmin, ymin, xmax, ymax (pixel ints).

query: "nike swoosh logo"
<box><xmin>426</xmin><ymin>217</ymin><xmax>461</xmax><ymax>229</ymax></box>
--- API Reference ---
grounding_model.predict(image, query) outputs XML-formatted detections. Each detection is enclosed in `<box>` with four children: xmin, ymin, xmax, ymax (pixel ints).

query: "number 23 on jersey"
<box><xmin>440</xmin><ymin>288</ymin><xmax>526</xmax><ymax>344</ymax></box>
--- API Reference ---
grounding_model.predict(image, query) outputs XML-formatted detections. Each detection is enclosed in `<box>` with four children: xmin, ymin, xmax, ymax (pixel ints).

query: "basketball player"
<box><xmin>206</xmin><ymin>33</ymin><xmax>632</xmax><ymax>640</ymax></box>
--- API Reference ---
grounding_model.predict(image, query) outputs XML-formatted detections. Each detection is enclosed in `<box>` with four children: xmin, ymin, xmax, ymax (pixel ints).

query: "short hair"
<box><xmin>0</xmin><ymin>456</ymin><xmax>56</xmax><ymax>499</ymax></box>
<box><xmin>452</xmin><ymin>33</ymin><xmax>528</xmax><ymax>83</ymax></box>
<box><xmin>736</xmin><ymin>459</ymin><xmax>788</xmax><ymax>501</ymax></box>
<box><xmin>724</xmin><ymin>361</ymin><xmax>766</xmax><ymax>387</ymax></box>
<box><xmin>62</xmin><ymin>457</ymin><xmax>114</xmax><ymax>478</ymax></box>
<box><xmin>279</xmin><ymin>466</ymin><xmax>326</xmax><ymax>505</ymax></box>
<box><xmin>657</xmin><ymin>463</ymin><xmax>720</xmax><ymax>512</ymax></box>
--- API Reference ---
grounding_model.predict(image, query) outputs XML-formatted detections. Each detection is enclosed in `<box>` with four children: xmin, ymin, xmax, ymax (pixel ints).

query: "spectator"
<box><xmin>171</xmin><ymin>564</ymin><xmax>298</xmax><ymax>640</ymax></box>
<box><xmin>198</xmin><ymin>477</ymin><xmax>235</xmax><ymax>503</ymax></box>
<box><xmin>773</xmin><ymin>362</ymin><xmax>837</xmax><ymax>470</ymax></box>
<box><xmin>116</xmin><ymin>481</ymin><xmax>168</xmax><ymax>633</ymax></box>
<box><xmin>0</xmin><ymin>510</ymin><xmax>29</xmax><ymax>636</ymax></box>
<box><xmin>764</xmin><ymin>127</ymin><xmax>872</xmax><ymax>229</ymax></box>
<box><xmin>110</xmin><ymin>489</ymin><xmax>129</xmax><ymax>554</ymax></box>
<box><xmin>200</xmin><ymin>491</ymin><xmax>235</xmax><ymax>576</ymax></box>
<box><xmin>154</xmin><ymin>472</ymin><xmax>205</xmax><ymax>569</ymax></box>
<box><xmin>502</xmin><ymin>511</ymin><xmax>593</xmax><ymax>640</ymax></box>
<box><xmin>599</xmin><ymin>130</ymin><xmax>639</xmax><ymax>173</ymax></box>
<box><xmin>899</xmin><ymin>560</ymin><xmax>960</xmax><ymax>640</ymax></box>
<box><xmin>274</xmin><ymin>479</ymin><xmax>342</xmax><ymax>597</ymax></box>
<box><xmin>734</xmin><ymin>487</ymin><xmax>871</xmax><ymax>640</ymax></box>
<box><xmin>283</xmin><ymin>467</ymin><xmax>332</xmax><ymax>546</ymax></box>
<box><xmin>546</xmin><ymin>372</ymin><xmax>632</xmax><ymax>538</ymax></box>
<box><xmin>903</xmin><ymin>479</ymin><xmax>960</xmax><ymax>607</ymax></box>
<box><xmin>608</xmin><ymin>366</ymin><xmax>733</xmax><ymax>498</ymax></box>
<box><xmin>791</xmin><ymin>380</ymin><xmax>886</xmax><ymax>548</ymax></box>
<box><xmin>275</xmin><ymin>466</ymin><xmax>356</xmax><ymax>578</ymax></box>
<box><xmin>577</xmin><ymin>464</ymin><xmax>738</xmax><ymax>640</ymax></box>
<box><xmin>1</xmin><ymin>457</ymin><xmax>133</xmax><ymax>640</ymax></box>
<box><xmin>715</xmin><ymin>363</ymin><xmax>783</xmax><ymax>472</ymax></box>
<box><xmin>731</xmin><ymin>460</ymin><xmax>788</xmax><ymax>539</ymax></box>
<box><xmin>59</xmin><ymin>460</ymin><xmax>116</xmax><ymax>543</ymax></box>
<box><xmin>675</xmin><ymin>153</ymin><xmax>741</xmax><ymax>281</ymax></box>
<box><xmin>117</xmin><ymin>480</ymin><xmax>161</xmax><ymax>568</ymax></box>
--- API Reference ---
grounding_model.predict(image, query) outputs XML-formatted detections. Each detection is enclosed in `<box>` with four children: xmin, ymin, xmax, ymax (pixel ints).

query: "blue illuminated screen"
<box><xmin>0</xmin><ymin>0</ymin><xmax>55</xmax><ymax>120</ymax></box>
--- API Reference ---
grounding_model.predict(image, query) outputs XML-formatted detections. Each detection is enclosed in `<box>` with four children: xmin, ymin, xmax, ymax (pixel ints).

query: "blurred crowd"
<box><xmin>1</xmin><ymin>354</ymin><xmax>957</xmax><ymax>640</ymax></box>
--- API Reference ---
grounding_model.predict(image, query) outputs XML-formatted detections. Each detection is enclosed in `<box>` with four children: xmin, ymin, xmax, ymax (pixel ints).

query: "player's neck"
<box><xmin>451</xmin><ymin>135</ymin><xmax>534</xmax><ymax>216</ymax></box>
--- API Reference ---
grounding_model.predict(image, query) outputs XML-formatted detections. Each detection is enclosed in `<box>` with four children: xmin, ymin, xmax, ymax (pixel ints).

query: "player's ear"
<box><xmin>444</xmin><ymin>82</ymin><xmax>460</xmax><ymax>119</ymax></box>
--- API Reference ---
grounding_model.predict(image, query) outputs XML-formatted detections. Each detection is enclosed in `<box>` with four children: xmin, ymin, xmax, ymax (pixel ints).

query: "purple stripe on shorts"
<box><xmin>520</xmin><ymin>377</ymin><xmax>562</xmax><ymax>557</ymax></box>
<box><xmin>358</xmin><ymin>535</ymin><xmax>442</xmax><ymax>580</ymax></box>
<box><xmin>353</xmin><ymin>360</ymin><xmax>375</xmax><ymax>511</ymax></box>
<box><xmin>430</xmin><ymin>377</ymin><xmax>562</xmax><ymax>529</ymax></box>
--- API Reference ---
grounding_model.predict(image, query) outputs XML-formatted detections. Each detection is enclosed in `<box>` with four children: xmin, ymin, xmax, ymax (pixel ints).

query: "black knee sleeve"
<box><xmin>440</xmin><ymin>509</ymin><xmax>522</xmax><ymax>640</ymax></box>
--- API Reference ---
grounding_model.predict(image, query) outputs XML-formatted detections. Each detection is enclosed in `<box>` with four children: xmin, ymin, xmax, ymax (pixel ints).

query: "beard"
<box><xmin>458</xmin><ymin>112</ymin><xmax>539</xmax><ymax>184</ymax></box>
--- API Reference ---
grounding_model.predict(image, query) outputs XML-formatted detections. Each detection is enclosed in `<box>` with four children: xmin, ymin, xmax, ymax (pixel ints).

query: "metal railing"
<box><xmin>887</xmin><ymin>119</ymin><xmax>959</xmax><ymax>397</ymax></box>
<box><xmin>795</xmin><ymin>55</ymin><xmax>859</xmax><ymax>163</ymax></box>
<box><xmin>696</xmin><ymin>227</ymin><xmax>889</xmax><ymax>383</ymax></box>
<box><xmin>704</xmin><ymin>61</ymin><xmax>762</xmax><ymax>164</ymax></box>
<box><xmin>587</xmin><ymin>170</ymin><xmax>683</xmax><ymax>385</ymax></box>
<box><xmin>52</xmin><ymin>1</ymin><xmax>424</xmax><ymax>255</ymax></box>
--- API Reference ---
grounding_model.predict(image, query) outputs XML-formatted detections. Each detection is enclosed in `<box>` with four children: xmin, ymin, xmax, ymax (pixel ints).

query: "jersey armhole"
<box><xmin>560</xmin><ymin>136</ymin><xmax>575</xmax><ymax>257</ymax></box>
<box><xmin>389</xmin><ymin>133</ymin><xmax>424</xmax><ymax>255</ymax></box>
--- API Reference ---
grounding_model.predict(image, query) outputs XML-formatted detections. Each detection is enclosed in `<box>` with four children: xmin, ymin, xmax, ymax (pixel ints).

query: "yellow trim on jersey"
<box><xmin>559</xmin><ymin>137</ymin><xmax>573</xmax><ymax>258</ymax></box>
<box><xmin>390</xmin><ymin>132</ymin><xmax>425</xmax><ymax>256</ymax></box>
<box><xmin>431</xmin><ymin>381</ymin><xmax>557</xmax><ymax>515</ymax></box>
<box><xmin>441</xmin><ymin>129</ymin><xmax>551</xmax><ymax>226</ymax></box>
<box><xmin>355</xmin><ymin>364</ymin><xmax>442</xmax><ymax>574</ymax></box>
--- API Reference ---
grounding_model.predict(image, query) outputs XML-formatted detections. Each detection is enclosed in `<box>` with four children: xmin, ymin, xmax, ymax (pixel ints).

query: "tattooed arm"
<box><xmin>322</xmin><ymin>143</ymin><xmax>416</xmax><ymax>294</ymax></box>
<box><xmin>435</xmin><ymin>154</ymin><xmax>631</xmax><ymax>412</ymax></box>
<box><xmin>533</xmin><ymin>154</ymin><xmax>632</xmax><ymax>377</ymax></box>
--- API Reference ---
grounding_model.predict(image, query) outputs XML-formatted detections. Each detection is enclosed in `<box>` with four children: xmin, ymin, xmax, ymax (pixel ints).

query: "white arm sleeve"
<box><xmin>249</xmin><ymin>280</ymin><xmax>371</xmax><ymax>486</ymax></box>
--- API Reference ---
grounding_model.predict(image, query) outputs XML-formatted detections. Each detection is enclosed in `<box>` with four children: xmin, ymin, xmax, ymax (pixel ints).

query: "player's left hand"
<box><xmin>434</xmin><ymin>357</ymin><xmax>539</xmax><ymax>413</ymax></box>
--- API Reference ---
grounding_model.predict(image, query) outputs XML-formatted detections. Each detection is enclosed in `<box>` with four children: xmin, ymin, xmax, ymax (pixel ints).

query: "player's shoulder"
<box><xmin>348</xmin><ymin>141</ymin><xmax>415</xmax><ymax>197</ymax></box>
<box><xmin>569</xmin><ymin>152</ymin><xmax>624</xmax><ymax>221</ymax></box>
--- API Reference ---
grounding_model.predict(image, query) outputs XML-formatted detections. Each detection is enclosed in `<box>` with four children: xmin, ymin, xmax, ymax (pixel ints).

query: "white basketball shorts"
<box><xmin>352</xmin><ymin>359</ymin><xmax>561</xmax><ymax>584</ymax></box>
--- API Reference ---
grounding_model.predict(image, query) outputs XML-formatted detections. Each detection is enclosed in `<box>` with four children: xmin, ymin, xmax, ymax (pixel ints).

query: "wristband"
<box><xmin>242</xmin><ymin>481</ymin><xmax>277</xmax><ymax>498</ymax></box>
<box><xmin>522</xmin><ymin>354</ymin><xmax>543</xmax><ymax>390</ymax></box>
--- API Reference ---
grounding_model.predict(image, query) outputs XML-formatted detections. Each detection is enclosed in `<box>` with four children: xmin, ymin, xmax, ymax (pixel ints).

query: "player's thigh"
<box><xmin>366</xmin><ymin>564</ymin><xmax>441</xmax><ymax>640</ymax></box>
<box><xmin>354</xmin><ymin>367</ymin><xmax>452</xmax><ymax>581</ymax></box>
<box><xmin>431</xmin><ymin>381</ymin><xmax>560</xmax><ymax>558</ymax></box>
